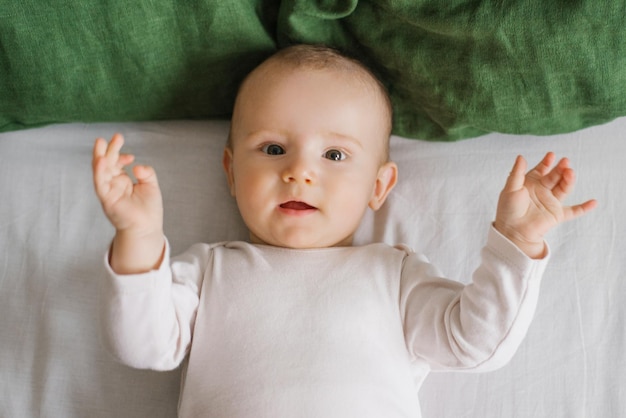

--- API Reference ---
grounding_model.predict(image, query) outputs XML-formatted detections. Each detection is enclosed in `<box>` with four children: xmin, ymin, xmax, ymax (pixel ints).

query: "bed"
<box><xmin>1</xmin><ymin>2</ymin><xmax>625</xmax><ymax>417</ymax></box>
<box><xmin>2</xmin><ymin>118</ymin><xmax>625</xmax><ymax>417</ymax></box>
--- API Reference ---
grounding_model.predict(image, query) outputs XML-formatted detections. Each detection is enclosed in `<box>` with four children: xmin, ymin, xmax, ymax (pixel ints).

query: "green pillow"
<box><xmin>0</xmin><ymin>1</ymin><xmax>277</xmax><ymax>131</ymax></box>
<box><xmin>2</xmin><ymin>1</ymin><xmax>625</xmax><ymax>141</ymax></box>
<box><xmin>280</xmin><ymin>0</ymin><xmax>626</xmax><ymax>140</ymax></box>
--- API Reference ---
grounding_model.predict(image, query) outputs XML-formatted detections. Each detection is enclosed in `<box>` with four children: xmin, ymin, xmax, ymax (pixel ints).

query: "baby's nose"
<box><xmin>281</xmin><ymin>155</ymin><xmax>316</xmax><ymax>184</ymax></box>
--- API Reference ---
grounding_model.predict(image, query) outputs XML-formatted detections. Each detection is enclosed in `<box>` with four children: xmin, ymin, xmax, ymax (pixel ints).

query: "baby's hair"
<box><xmin>228</xmin><ymin>44</ymin><xmax>393</xmax><ymax>162</ymax></box>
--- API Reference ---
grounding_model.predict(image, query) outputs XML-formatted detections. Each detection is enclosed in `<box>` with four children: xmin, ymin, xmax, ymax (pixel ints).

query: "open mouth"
<box><xmin>279</xmin><ymin>201</ymin><xmax>316</xmax><ymax>211</ymax></box>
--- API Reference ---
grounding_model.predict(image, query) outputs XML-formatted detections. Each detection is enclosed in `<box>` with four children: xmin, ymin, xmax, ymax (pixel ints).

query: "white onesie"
<box><xmin>102</xmin><ymin>226</ymin><xmax>549</xmax><ymax>418</ymax></box>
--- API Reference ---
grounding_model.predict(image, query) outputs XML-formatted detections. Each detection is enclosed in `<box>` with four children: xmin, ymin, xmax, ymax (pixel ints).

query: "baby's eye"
<box><xmin>261</xmin><ymin>144</ymin><xmax>285</xmax><ymax>155</ymax></box>
<box><xmin>323</xmin><ymin>149</ymin><xmax>346</xmax><ymax>161</ymax></box>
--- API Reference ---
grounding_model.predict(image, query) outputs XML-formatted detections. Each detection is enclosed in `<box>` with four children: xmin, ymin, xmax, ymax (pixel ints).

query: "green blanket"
<box><xmin>1</xmin><ymin>1</ymin><xmax>625</xmax><ymax>141</ymax></box>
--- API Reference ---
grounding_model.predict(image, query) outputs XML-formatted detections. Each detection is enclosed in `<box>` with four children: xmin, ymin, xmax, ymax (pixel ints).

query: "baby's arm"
<box><xmin>494</xmin><ymin>152</ymin><xmax>597</xmax><ymax>259</ymax></box>
<box><xmin>401</xmin><ymin>228</ymin><xmax>548</xmax><ymax>371</ymax></box>
<box><xmin>403</xmin><ymin>154</ymin><xmax>595</xmax><ymax>370</ymax></box>
<box><xmin>92</xmin><ymin>133</ymin><xmax>165</xmax><ymax>274</ymax></box>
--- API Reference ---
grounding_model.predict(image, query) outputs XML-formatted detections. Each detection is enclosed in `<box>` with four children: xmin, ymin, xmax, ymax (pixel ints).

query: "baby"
<box><xmin>92</xmin><ymin>45</ymin><xmax>596</xmax><ymax>417</ymax></box>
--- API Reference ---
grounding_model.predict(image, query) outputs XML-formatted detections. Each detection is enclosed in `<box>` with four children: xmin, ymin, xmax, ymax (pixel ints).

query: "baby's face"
<box><xmin>224</xmin><ymin>65</ymin><xmax>396</xmax><ymax>248</ymax></box>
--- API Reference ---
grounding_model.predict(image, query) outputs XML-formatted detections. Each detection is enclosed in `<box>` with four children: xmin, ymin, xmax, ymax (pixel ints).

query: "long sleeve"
<box><xmin>400</xmin><ymin>226</ymin><xmax>550</xmax><ymax>372</ymax></box>
<box><xmin>100</xmin><ymin>239</ymin><xmax>212</xmax><ymax>371</ymax></box>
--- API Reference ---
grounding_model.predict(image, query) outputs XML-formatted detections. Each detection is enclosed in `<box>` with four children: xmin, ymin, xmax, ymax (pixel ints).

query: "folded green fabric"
<box><xmin>0</xmin><ymin>1</ymin><xmax>277</xmax><ymax>131</ymax></box>
<box><xmin>2</xmin><ymin>1</ymin><xmax>625</xmax><ymax>141</ymax></box>
<box><xmin>280</xmin><ymin>0</ymin><xmax>626</xmax><ymax>140</ymax></box>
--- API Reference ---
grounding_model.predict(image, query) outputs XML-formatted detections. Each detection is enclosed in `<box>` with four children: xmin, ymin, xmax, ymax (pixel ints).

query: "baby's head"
<box><xmin>223</xmin><ymin>44</ymin><xmax>398</xmax><ymax>249</ymax></box>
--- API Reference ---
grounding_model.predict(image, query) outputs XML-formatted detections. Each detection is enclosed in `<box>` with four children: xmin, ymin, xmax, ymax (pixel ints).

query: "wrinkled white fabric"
<box><xmin>2</xmin><ymin>119</ymin><xmax>624</xmax><ymax>418</ymax></box>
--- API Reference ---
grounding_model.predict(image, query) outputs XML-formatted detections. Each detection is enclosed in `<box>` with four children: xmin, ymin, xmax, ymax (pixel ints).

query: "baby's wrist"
<box><xmin>115</xmin><ymin>226</ymin><xmax>164</xmax><ymax>241</ymax></box>
<box><xmin>493</xmin><ymin>222</ymin><xmax>546</xmax><ymax>259</ymax></box>
<box><xmin>110</xmin><ymin>229</ymin><xmax>165</xmax><ymax>274</ymax></box>
<box><xmin>509</xmin><ymin>239</ymin><xmax>546</xmax><ymax>260</ymax></box>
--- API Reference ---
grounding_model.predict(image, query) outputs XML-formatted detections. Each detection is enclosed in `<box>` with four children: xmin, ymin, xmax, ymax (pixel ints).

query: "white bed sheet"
<box><xmin>0</xmin><ymin>119</ymin><xmax>623</xmax><ymax>417</ymax></box>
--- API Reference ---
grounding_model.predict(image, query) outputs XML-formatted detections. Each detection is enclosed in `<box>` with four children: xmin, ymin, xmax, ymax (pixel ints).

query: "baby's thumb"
<box><xmin>133</xmin><ymin>165</ymin><xmax>159</xmax><ymax>185</ymax></box>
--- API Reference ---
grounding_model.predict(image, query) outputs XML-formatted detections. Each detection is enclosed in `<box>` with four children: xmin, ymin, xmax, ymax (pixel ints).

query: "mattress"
<box><xmin>0</xmin><ymin>118</ymin><xmax>624</xmax><ymax>417</ymax></box>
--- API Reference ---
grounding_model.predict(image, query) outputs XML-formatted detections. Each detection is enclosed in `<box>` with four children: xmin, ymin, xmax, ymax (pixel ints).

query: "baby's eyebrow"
<box><xmin>245</xmin><ymin>130</ymin><xmax>288</xmax><ymax>143</ymax></box>
<box><xmin>324</xmin><ymin>132</ymin><xmax>363</xmax><ymax>150</ymax></box>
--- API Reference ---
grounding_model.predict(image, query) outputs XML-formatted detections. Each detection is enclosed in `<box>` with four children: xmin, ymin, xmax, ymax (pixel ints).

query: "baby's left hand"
<box><xmin>494</xmin><ymin>152</ymin><xmax>597</xmax><ymax>258</ymax></box>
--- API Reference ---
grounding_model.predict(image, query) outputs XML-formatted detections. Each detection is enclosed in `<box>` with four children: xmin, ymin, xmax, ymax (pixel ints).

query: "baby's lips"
<box><xmin>279</xmin><ymin>201</ymin><xmax>316</xmax><ymax>210</ymax></box>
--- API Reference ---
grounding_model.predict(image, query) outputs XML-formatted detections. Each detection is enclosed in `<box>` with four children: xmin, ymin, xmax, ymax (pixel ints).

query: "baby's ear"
<box><xmin>369</xmin><ymin>161</ymin><xmax>398</xmax><ymax>211</ymax></box>
<box><xmin>222</xmin><ymin>147</ymin><xmax>236</xmax><ymax>196</ymax></box>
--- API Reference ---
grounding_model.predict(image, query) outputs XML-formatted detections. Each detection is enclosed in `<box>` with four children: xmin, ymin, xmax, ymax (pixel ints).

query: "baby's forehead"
<box><xmin>231</xmin><ymin>52</ymin><xmax>392</xmax><ymax>159</ymax></box>
<box><xmin>253</xmin><ymin>58</ymin><xmax>377</xmax><ymax>90</ymax></box>
<box><xmin>243</xmin><ymin>61</ymin><xmax>390</xmax><ymax>118</ymax></box>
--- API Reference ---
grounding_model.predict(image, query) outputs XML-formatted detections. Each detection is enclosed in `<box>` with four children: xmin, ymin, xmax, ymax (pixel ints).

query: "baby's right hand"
<box><xmin>92</xmin><ymin>133</ymin><xmax>163</xmax><ymax>235</ymax></box>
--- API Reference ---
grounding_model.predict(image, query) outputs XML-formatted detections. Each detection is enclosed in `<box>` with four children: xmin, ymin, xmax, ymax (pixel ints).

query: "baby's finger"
<box><xmin>530</xmin><ymin>152</ymin><xmax>556</xmax><ymax>177</ymax></box>
<box><xmin>92</xmin><ymin>155</ymin><xmax>113</xmax><ymax>197</ymax></box>
<box><xmin>551</xmin><ymin>165</ymin><xmax>576</xmax><ymax>201</ymax></box>
<box><xmin>92</xmin><ymin>138</ymin><xmax>108</xmax><ymax>170</ymax></box>
<box><xmin>105</xmin><ymin>133</ymin><xmax>125</xmax><ymax>164</ymax></box>
<box><xmin>133</xmin><ymin>165</ymin><xmax>159</xmax><ymax>186</ymax></box>
<box><xmin>563</xmin><ymin>199</ymin><xmax>598</xmax><ymax>222</ymax></box>
<box><xmin>539</xmin><ymin>157</ymin><xmax>571</xmax><ymax>192</ymax></box>
<box><xmin>502</xmin><ymin>155</ymin><xmax>527</xmax><ymax>193</ymax></box>
<box><xmin>93</xmin><ymin>137</ymin><xmax>107</xmax><ymax>157</ymax></box>
<box><xmin>117</xmin><ymin>153</ymin><xmax>135</xmax><ymax>169</ymax></box>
